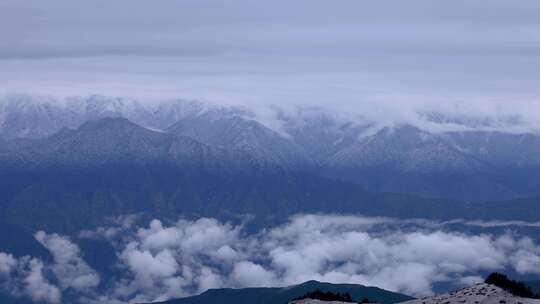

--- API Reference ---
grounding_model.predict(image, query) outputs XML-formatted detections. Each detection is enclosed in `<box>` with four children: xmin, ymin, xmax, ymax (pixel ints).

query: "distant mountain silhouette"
<box><xmin>149</xmin><ymin>280</ymin><xmax>413</xmax><ymax>304</ymax></box>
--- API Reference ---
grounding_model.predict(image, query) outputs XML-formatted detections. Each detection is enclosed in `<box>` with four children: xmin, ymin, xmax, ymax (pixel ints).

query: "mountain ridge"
<box><xmin>4</xmin><ymin>96</ymin><xmax>540</xmax><ymax>200</ymax></box>
<box><xmin>146</xmin><ymin>280</ymin><xmax>414</xmax><ymax>304</ymax></box>
<box><xmin>1</xmin><ymin>117</ymin><xmax>540</xmax><ymax>234</ymax></box>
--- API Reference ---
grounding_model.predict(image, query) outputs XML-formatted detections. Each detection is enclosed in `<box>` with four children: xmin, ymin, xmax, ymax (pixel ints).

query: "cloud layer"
<box><xmin>1</xmin><ymin>0</ymin><xmax>539</xmax><ymax>133</ymax></box>
<box><xmin>2</xmin><ymin>214</ymin><xmax>540</xmax><ymax>303</ymax></box>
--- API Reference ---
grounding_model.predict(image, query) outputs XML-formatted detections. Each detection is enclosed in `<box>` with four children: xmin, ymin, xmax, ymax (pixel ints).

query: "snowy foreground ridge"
<box><xmin>291</xmin><ymin>300</ymin><xmax>354</xmax><ymax>304</ymax></box>
<box><xmin>290</xmin><ymin>284</ymin><xmax>540</xmax><ymax>304</ymax></box>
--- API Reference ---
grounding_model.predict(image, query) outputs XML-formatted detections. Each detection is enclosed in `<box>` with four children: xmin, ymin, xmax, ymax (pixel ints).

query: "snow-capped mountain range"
<box><xmin>2</xmin><ymin>95</ymin><xmax>540</xmax><ymax>201</ymax></box>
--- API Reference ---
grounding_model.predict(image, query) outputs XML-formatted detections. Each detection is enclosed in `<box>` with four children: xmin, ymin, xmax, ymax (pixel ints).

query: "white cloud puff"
<box><xmin>1</xmin><ymin>232</ymin><xmax>99</xmax><ymax>303</ymax></box>
<box><xmin>0</xmin><ymin>254</ymin><xmax>63</xmax><ymax>304</ymax></box>
<box><xmin>110</xmin><ymin>218</ymin><xmax>243</xmax><ymax>303</ymax></box>
<box><xmin>0</xmin><ymin>252</ymin><xmax>17</xmax><ymax>275</ymax></box>
<box><xmin>34</xmin><ymin>231</ymin><xmax>100</xmax><ymax>292</ymax></box>
<box><xmin>23</xmin><ymin>258</ymin><xmax>62</xmax><ymax>304</ymax></box>
<box><xmin>231</xmin><ymin>261</ymin><xmax>276</xmax><ymax>287</ymax></box>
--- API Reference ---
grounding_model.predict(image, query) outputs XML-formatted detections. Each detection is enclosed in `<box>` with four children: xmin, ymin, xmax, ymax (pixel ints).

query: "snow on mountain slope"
<box><xmin>280</xmin><ymin>111</ymin><xmax>540</xmax><ymax>172</ymax></box>
<box><xmin>441</xmin><ymin>131</ymin><xmax>540</xmax><ymax>167</ymax></box>
<box><xmin>3</xmin><ymin>95</ymin><xmax>540</xmax><ymax>170</ymax></box>
<box><xmin>0</xmin><ymin>117</ymin><xmax>256</xmax><ymax>169</ymax></box>
<box><xmin>290</xmin><ymin>284</ymin><xmax>540</xmax><ymax>304</ymax></box>
<box><xmin>4</xmin><ymin>95</ymin><xmax>540</xmax><ymax>200</ymax></box>
<box><xmin>290</xmin><ymin>300</ymin><xmax>351</xmax><ymax>304</ymax></box>
<box><xmin>0</xmin><ymin>95</ymin><xmax>298</xmax><ymax>165</ymax></box>
<box><xmin>167</xmin><ymin>110</ymin><xmax>311</xmax><ymax>167</ymax></box>
<box><xmin>327</xmin><ymin>125</ymin><xmax>482</xmax><ymax>172</ymax></box>
<box><xmin>280</xmin><ymin>110</ymin><xmax>369</xmax><ymax>164</ymax></box>
<box><xmin>400</xmin><ymin>283</ymin><xmax>540</xmax><ymax>304</ymax></box>
<box><xmin>0</xmin><ymin>95</ymin><xmax>78</xmax><ymax>139</ymax></box>
<box><xmin>0</xmin><ymin>95</ymin><xmax>209</xmax><ymax>139</ymax></box>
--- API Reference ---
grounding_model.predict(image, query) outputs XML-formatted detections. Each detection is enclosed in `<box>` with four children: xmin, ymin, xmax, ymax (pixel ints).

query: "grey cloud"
<box><xmin>1</xmin><ymin>1</ymin><xmax>540</xmax><ymax>132</ymax></box>
<box><xmin>2</xmin><ymin>1</ymin><xmax>540</xmax><ymax>58</ymax></box>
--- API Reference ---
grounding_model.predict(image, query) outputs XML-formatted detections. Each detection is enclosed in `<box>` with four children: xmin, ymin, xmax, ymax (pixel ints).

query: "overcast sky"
<box><xmin>1</xmin><ymin>0</ymin><xmax>540</xmax><ymax>127</ymax></box>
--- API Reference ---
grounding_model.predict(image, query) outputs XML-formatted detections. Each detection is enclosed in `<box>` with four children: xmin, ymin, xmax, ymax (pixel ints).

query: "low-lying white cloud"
<box><xmin>0</xmin><ymin>255</ymin><xmax>62</xmax><ymax>304</ymax></box>
<box><xmin>444</xmin><ymin>219</ymin><xmax>540</xmax><ymax>228</ymax></box>
<box><xmin>23</xmin><ymin>259</ymin><xmax>62</xmax><ymax>304</ymax></box>
<box><xmin>35</xmin><ymin>231</ymin><xmax>100</xmax><ymax>292</ymax></box>
<box><xmin>2</xmin><ymin>214</ymin><xmax>540</xmax><ymax>303</ymax></box>
<box><xmin>0</xmin><ymin>252</ymin><xmax>17</xmax><ymax>275</ymax></box>
<box><xmin>110</xmin><ymin>218</ymin><xmax>244</xmax><ymax>303</ymax></box>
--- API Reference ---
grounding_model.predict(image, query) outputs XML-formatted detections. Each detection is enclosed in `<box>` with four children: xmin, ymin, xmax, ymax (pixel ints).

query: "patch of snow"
<box><xmin>290</xmin><ymin>299</ymin><xmax>352</xmax><ymax>304</ymax></box>
<box><xmin>400</xmin><ymin>283</ymin><xmax>540</xmax><ymax>304</ymax></box>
